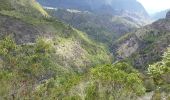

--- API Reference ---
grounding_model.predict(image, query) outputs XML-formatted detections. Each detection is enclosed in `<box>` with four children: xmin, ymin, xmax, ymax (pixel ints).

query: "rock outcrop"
<box><xmin>112</xmin><ymin>17</ymin><xmax>170</xmax><ymax>69</ymax></box>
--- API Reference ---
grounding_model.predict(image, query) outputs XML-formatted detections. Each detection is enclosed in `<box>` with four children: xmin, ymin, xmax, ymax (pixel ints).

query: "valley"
<box><xmin>0</xmin><ymin>0</ymin><xmax>169</xmax><ymax>99</ymax></box>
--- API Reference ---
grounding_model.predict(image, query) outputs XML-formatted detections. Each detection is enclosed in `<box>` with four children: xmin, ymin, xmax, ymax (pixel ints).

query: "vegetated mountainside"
<box><xmin>151</xmin><ymin>9</ymin><xmax>170</xmax><ymax>20</ymax></box>
<box><xmin>112</xmin><ymin>11</ymin><xmax>170</xmax><ymax>70</ymax></box>
<box><xmin>0</xmin><ymin>0</ymin><xmax>111</xmax><ymax>71</ymax></box>
<box><xmin>47</xmin><ymin>8</ymin><xmax>141</xmax><ymax>45</ymax></box>
<box><xmin>37</xmin><ymin>0</ymin><xmax>148</xmax><ymax>15</ymax></box>
<box><xmin>0</xmin><ymin>0</ymin><xmax>169</xmax><ymax>99</ymax></box>
<box><xmin>0</xmin><ymin>0</ymin><xmax>48</xmax><ymax>17</ymax></box>
<box><xmin>0</xmin><ymin>0</ymin><xmax>112</xmax><ymax>99</ymax></box>
<box><xmin>38</xmin><ymin>0</ymin><xmax>150</xmax><ymax>21</ymax></box>
<box><xmin>38</xmin><ymin>0</ymin><xmax>151</xmax><ymax>46</ymax></box>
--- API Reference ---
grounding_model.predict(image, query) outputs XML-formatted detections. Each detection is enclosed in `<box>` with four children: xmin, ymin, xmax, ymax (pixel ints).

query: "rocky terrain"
<box><xmin>112</xmin><ymin>11</ymin><xmax>170</xmax><ymax>69</ymax></box>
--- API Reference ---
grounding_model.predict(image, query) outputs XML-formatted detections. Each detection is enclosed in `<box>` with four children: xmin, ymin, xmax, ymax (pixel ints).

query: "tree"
<box><xmin>148</xmin><ymin>47</ymin><xmax>170</xmax><ymax>99</ymax></box>
<box><xmin>86</xmin><ymin>62</ymin><xmax>145</xmax><ymax>100</ymax></box>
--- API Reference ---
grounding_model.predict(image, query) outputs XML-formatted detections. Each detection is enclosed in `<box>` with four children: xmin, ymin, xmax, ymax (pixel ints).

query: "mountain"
<box><xmin>0</xmin><ymin>0</ymin><xmax>170</xmax><ymax>99</ymax></box>
<box><xmin>38</xmin><ymin>0</ymin><xmax>150</xmax><ymax>20</ymax></box>
<box><xmin>0</xmin><ymin>0</ymin><xmax>112</xmax><ymax>99</ymax></box>
<box><xmin>37</xmin><ymin>0</ymin><xmax>148</xmax><ymax>15</ymax></box>
<box><xmin>0</xmin><ymin>0</ymin><xmax>49</xmax><ymax>17</ymax></box>
<box><xmin>47</xmin><ymin>8</ymin><xmax>142</xmax><ymax>45</ymax></box>
<box><xmin>38</xmin><ymin>0</ymin><xmax>151</xmax><ymax>47</ymax></box>
<box><xmin>0</xmin><ymin>0</ymin><xmax>111</xmax><ymax>70</ymax></box>
<box><xmin>152</xmin><ymin>9</ymin><xmax>170</xmax><ymax>20</ymax></box>
<box><xmin>112</xmin><ymin>11</ymin><xmax>170</xmax><ymax>70</ymax></box>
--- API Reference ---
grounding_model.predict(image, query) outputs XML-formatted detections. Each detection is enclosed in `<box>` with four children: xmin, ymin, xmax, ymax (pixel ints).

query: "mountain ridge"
<box><xmin>0</xmin><ymin>0</ymin><xmax>111</xmax><ymax>75</ymax></box>
<box><xmin>0</xmin><ymin>0</ymin><xmax>169</xmax><ymax>99</ymax></box>
<box><xmin>112</xmin><ymin>13</ymin><xmax>170</xmax><ymax>70</ymax></box>
<box><xmin>37</xmin><ymin>0</ymin><xmax>149</xmax><ymax>18</ymax></box>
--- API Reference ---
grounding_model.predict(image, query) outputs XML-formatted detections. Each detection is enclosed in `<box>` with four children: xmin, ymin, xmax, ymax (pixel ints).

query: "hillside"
<box><xmin>38</xmin><ymin>0</ymin><xmax>150</xmax><ymax>20</ymax></box>
<box><xmin>112</xmin><ymin>11</ymin><xmax>170</xmax><ymax>70</ymax></box>
<box><xmin>38</xmin><ymin>0</ymin><xmax>150</xmax><ymax>25</ymax></box>
<box><xmin>0</xmin><ymin>0</ymin><xmax>111</xmax><ymax>70</ymax></box>
<box><xmin>38</xmin><ymin>0</ymin><xmax>151</xmax><ymax>47</ymax></box>
<box><xmin>37</xmin><ymin>0</ymin><xmax>148</xmax><ymax>15</ymax></box>
<box><xmin>0</xmin><ymin>0</ymin><xmax>170</xmax><ymax>99</ymax></box>
<box><xmin>47</xmin><ymin>8</ymin><xmax>141</xmax><ymax>45</ymax></box>
<box><xmin>0</xmin><ymin>0</ymin><xmax>112</xmax><ymax>99</ymax></box>
<box><xmin>0</xmin><ymin>0</ymin><xmax>48</xmax><ymax>17</ymax></box>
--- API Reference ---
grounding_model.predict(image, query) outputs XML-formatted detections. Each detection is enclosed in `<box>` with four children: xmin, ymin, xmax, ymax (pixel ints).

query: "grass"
<box><xmin>0</xmin><ymin>0</ymin><xmax>49</xmax><ymax>18</ymax></box>
<box><xmin>0</xmin><ymin>1</ymin><xmax>113</xmax><ymax>99</ymax></box>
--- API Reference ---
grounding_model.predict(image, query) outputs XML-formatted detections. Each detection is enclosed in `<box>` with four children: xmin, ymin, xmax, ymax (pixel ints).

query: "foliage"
<box><xmin>148</xmin><ymin>47</ymin><xmax>170</xmax><ymax>94</ymax></box>
<box><xmin>0</xmin><ymin>36</ymin><xmax>58</xmax><ymax>99</ymax></box>
<box><xmin>85</xmin><ymin>62</ymin><xmax>146</xmax><ymax>100</ymax></box>
<box><xmin>0</xmin><ymin>36</ymin><xmax>109</xmax><ymax>99</ymax></box>
<box><xmin>0</xmin><ymin>0</ymin><xmax>48</xmax><ymax>17</ymax></box>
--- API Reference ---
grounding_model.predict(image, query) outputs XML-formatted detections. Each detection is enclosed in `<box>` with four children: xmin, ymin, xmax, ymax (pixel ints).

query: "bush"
<box><xmin>88</xmin><ymin>62</ymin><xmax>146</xmax><ymax>99</ymax></box>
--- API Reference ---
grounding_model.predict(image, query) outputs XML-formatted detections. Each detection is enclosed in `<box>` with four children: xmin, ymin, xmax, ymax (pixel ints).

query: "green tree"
<box><xmin>148</xmin><ymin>47</ymin><xmax>170</xmax><ymax>98</ymax></box>
<box><xmin>86</xmin><ymin>62</ymin><xmax>145</xmax><ymax>100</ymax></box>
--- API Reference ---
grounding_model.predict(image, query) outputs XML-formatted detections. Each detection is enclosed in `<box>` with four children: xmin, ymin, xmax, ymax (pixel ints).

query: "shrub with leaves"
<box><xmin>0</xmin><ymin>36</ymin><xmax>57</xmax><ymax>99</ymax></box>
<box><xmin>148</xmin><ymin>47</ymin><xmax>170</xmax><ymax>95</ymax></box>
<box><xmin>85</xmin><ymin>62</ymin><xmax>145</xmax><ymax>100</ymax></box>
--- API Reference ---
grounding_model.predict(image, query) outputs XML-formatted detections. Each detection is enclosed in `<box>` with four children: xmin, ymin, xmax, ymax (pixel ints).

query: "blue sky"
<box><xmin>137</xmin><ymin>0</ymin><xmax>170</xmax><ymax>14</ymax></box>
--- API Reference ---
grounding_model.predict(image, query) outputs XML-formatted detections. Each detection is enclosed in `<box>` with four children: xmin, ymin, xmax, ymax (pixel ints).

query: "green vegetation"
<box><xmin>147</xmin><ymin>47</ymin><xmax>170</xmax><ymax>99</ymax></box>
<box><xmin>0</xmin><ymin>36</ymin><xmax>84</xmax><ymax>99</ymax></box>
<box><xmin>32</xmin><ymin>62</ymin><xmax>146</xmax><ymax>100</ymax></box>
<box><xmin>47</xmin><ymin>9</ymin><xmax>139</xmax><ymax>46</ymax></box>
<box><xmin>86</xmin><ymin>62</ymin><xmax>145</xmax><ymax>100</ymax></box>
<box><xmin>0</xmin><ymin>0</ymin><xmax>48</xmax><ymax>17</ymax></box>
<box><xmin>0</xmin><ymin>36</ymin><xmax>146</xmax><ymax>99</ymax></box>
<box><xmin>0</xmin><ymin>36</ymin><xmax>57</xmax><ymax>99</ymax></box>
<box><xmin>0</xmin><ymin>0</ymin><xmax>111</xmax><ymax>72</ymax></box>
<box><xmin>0</xmin><ymin>0</ymin><xmax>170</xmax><ymax>99</ymax></box>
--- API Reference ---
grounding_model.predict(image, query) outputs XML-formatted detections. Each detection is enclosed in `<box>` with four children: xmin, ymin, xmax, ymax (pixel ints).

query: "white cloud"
<box><xmin>137</xmin><ymin>0</ymin><xmax>170</xmax><ymax>14</ymax></box>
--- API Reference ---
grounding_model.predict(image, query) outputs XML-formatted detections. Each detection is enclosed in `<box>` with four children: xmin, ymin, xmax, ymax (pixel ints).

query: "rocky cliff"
<box><xmin>112</xmin><ymin>11</ymin><xmax>170</xmax><ymax>70</ymax></box>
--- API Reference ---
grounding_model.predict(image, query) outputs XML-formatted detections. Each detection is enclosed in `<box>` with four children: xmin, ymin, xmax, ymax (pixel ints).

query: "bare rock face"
<box><xmin>166</xmin><ymin>11</ymin><xmax>170</xmax><ymax>19</ymax></box>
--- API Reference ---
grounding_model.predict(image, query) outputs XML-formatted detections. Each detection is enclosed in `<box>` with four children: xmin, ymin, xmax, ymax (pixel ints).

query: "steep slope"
<box><xmin>112</xmin><ymin>11</ymin><xmax>170</xmax><ymax>70</ymax></box>
<box><xmin>47</xmin><ymin>8</ymin><xmax>140</xmax><ymax>45</ymax></box>
<box><xmin>38</xmin><ymin>0</ymin><xmax>150</xmax><ymax>24</ymax></box>
<box><xmin>0</xmin><ymin>0</ymin><xmax>48</xmax><ymax>17</ymax></box>
<box><xmin>0</xmin><ymin>0</ymin><xmax>112</xmax><ymax>99</ymax></box>
<box><xmin>38</xmin><ymin>0</ymin><xmax>151</xmax><ymax>47</ymax></box>
<box><xmin>37</xmin><ymin>0</ymin><xmax>148</xmax><ymax>15</ymax></box>
<box><xmin>1</xmin><ymin>0</ymin><xmax>169</xmax><ymax>99</ymax></box>
<box><xmin>38</xmin><ymin>0</ymin><xmax>107</xmax><ymax>11</ymax></box>
<box><xmin>0</xmin><ymin>0</ymin><xmax>111</xmax><ymax>71</ymax></box>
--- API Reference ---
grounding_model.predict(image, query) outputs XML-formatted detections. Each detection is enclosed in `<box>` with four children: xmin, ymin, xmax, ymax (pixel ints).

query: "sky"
<box><xmin>137</xmin><ymin>0</ymin><xmax>170</xmax><ymax>14</ymax></box>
